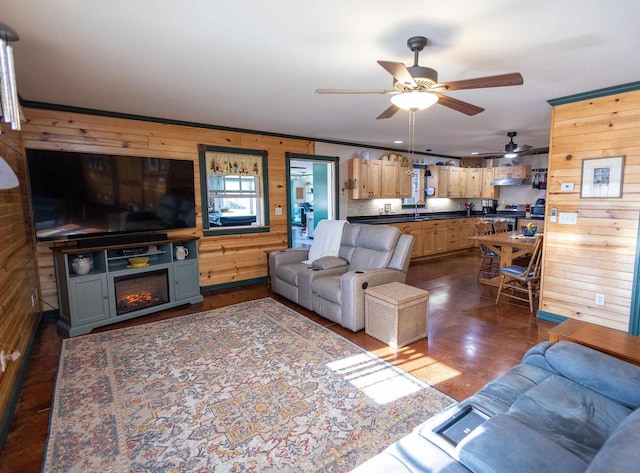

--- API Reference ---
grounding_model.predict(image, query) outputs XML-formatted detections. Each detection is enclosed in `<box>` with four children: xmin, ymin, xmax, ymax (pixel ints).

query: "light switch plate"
<box><xmin>559</xmin><ymin>212</ymin><xmax>578</xmax><ymax>225</ymax></box>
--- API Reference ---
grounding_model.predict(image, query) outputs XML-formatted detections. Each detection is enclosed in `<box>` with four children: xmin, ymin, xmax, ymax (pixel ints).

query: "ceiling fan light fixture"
<box><xmin>504</xmin><ymin>152</ymin><xmax>518</xmax><ymax>158</ymax></box>
<box><xmin>391</xmin><ymin>91</ymin><xmax>438</xmax><ymax>111</ymax></box>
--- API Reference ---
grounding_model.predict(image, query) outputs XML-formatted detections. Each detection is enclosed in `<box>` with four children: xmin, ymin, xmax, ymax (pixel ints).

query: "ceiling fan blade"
<box><xmin>377</xmin><ymin>61</ymin><xmax>417</xmax><ymax>89</ymax></box>
<box><xmin>316</xmin><ymin>88</ymin><xmax>396</xmax><ymax>94</ymax></box>
<box><xmin>376</xmin><ymin>104</ymin><xmax>400</xmax><ymax>120</ymax></box>
<box><xmin>433</xmin><ymin>93</ymin><xmax>484</xmax><ymax>116</ymax></box>
<box><xmin>519</xmin><ymin>146</ymin><xmax>549</xmax><ymax>156</ymax></box>
<box><xmin>437</xmin><ymin>73</ymin><xmax>523</xmax><ymax>91</ymax></box>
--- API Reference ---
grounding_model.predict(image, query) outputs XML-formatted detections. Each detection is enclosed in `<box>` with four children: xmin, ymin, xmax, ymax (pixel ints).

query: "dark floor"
<box><xmin>0</xmin><ymin>250</ymin><xmax>553</xmax><ymax>472</ymax></box>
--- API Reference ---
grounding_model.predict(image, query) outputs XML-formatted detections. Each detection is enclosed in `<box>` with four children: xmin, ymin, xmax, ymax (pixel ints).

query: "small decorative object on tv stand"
<box><xmin>51</xmin><ymin>236</ymin><xmax>203</xmax><ymax>337</ymax></box>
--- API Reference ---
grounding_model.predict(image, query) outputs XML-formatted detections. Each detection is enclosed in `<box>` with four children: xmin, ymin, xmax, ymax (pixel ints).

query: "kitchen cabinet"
<box><xmin>349</xmin><ymin>158</ymin><xmax>381</xmax><ymax>199</ymax></box>
<box><xmin>447</xmin><ymin>218</ymin><xmax>470</xmax><ymax>251</ymax></box>
<box><xmin>348</xmin><ymin>158</ymin><xmax>412</xmax><ymax>199</ymax></box>
<box><xmin>465</xmin><ymin>168</ymin><xmax>482</xmax><ymax>198</ymax></box>
<box><xmin>435</xmin><ymin>167</ymin><xmax>464</xmax><ymax>198</ymax></box>
<box><xmin>381</xmin><ymin>160</ymin><xmax>397</xmax><ymax>197</ymax></box>
<box><xmin>397</xmin><ymin>162</ymin><xmax>413</xmax><ymax>198</ymax></box>
<box><xmin>423</xmin><ymin>220</ymin><xmax>447</xmax><ymax>255</ymax></box>
<box><xmin>493</xmin><ymin>165</ymin><xmax>531</xmax><ymax>180</ymax></box>
<box><xmin>481</xmin><ymin>168</ymin><xmax>500</xmax><ymax>198</ymax></box>
<box><xmin>391</xmin><ymin>221</ymin><xmax>423</xmax><ymax>258</ymax></box>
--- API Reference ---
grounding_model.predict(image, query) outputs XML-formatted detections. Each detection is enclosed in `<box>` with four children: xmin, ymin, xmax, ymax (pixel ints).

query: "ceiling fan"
<box><xmin>316</xmin><ymin>36</ymin><xmax>524</xmax><ymax>119</ymax></box>
<box><xmin>473</xmin><ymin>131</ymin><xmax>549</xmax><ymax>162</ymax></box>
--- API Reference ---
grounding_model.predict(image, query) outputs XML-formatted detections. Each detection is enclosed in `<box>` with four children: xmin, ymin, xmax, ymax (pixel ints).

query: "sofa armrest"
<box><xmin>340</xmin><ymin>269</ymin><xmax>406</xmax><ymax>332</ymax></box>
<box><xmin>269</xmin><ymin>248</ymin><xmax>309</xmax><ymax>268</ymax></box>
<box><xmin>523</xmin><ymin>341</ymin><xmax>640</xmax><ymax>409</ymax></box>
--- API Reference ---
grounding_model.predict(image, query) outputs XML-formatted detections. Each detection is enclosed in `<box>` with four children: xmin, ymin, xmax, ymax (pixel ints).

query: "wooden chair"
<box><xmin>492</xmin><ymin>221</ymin><xmax>509</xmax><ymax>233</ymax></box>
<box><xmin>495</xmin><ymin>236</ymin><xmax>544</xmax><ymax>312</ymax></box>
<box><xmin>475</xmin><ymin>222</ymin><xmax>500</xmax><ymax>279</ymax></box>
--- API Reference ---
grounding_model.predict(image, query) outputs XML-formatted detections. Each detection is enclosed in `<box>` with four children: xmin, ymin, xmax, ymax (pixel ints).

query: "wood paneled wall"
<box><xmin>22</xmin><ymin>108</ymin><xmax>313</xmax><ymax>309</ymax></box>
<box><xmin>0</xmin><ymin>125</ymin><xmax>40</xmax><ymax>422</ymax></box>
<box><xmin>541</xmin><ymin>89</ymin><xmax>640</xmax><ymax>331</ymax></box>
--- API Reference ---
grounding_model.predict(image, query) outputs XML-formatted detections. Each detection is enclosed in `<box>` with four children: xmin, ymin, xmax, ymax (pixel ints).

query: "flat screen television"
<box><xmin>26</xmin><ymin>149</ymin><xmax>196</xmax><ymax>244</ymax></box>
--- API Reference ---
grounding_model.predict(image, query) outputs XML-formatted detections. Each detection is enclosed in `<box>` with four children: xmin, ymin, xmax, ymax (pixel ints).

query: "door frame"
<box><xmin>285</xmin><ymin>152</ymin><xmax>339</xmax><ymax>247</ymax></box>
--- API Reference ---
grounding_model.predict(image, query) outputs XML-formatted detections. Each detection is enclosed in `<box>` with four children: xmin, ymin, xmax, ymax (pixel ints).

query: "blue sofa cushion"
<box><xmin>508</xmin><ymin>374</ymin><xmax>631</xmax><ymax>463</ymax></box>
<box><xmin>457</xmin><ymin>414</ymin><xmax>589</xmax><ymax>473</ymax></box>
<box><xmin>547</xmin><ymin>341</ymin><xmax>640</xmax><ymax>409</ymax></box>
<box><xmin>585</xmin><ymin>407</ymin><xmax>640</xmax><ymax>473</ymax></box>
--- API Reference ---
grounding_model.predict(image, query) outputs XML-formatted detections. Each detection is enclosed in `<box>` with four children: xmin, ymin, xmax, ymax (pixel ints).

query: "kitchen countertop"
<box><xmin>347</xmin><ymin>212</ymin><xmax>485</xmax><ymax>225</ymax></box>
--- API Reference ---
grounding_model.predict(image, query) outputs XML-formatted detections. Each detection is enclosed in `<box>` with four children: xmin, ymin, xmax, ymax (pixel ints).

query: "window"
<box><xmin>199</xmin><ymin>145</ymin><xmax>269</xmax><ymax>234</ymax></box>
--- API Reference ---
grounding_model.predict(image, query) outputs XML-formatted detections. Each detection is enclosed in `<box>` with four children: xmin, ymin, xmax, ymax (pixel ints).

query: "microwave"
<box><xmin>531</xmin><ymin>204</ymin><xmax>545</xmax><ymax>220</ymax></box>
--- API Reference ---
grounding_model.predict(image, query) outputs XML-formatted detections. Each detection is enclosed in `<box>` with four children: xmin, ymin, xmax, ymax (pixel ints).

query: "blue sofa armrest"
<box><xmin>523</xmin><ymin>341</ymin><xmax>640</xmax><ymax>409</ymax></box>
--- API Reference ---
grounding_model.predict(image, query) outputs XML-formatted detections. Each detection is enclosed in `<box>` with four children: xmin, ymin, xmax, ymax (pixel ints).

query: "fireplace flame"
<box><xmin>118</xmin><ymin>292</ymin><xmax>159</xmax><ymax>310</ymax></box>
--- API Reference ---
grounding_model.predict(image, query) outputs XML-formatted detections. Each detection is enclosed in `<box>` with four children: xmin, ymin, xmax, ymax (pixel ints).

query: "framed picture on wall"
<box><xmin>580</xmin><ymin>155</ymin><xmax>624</xmax><ymax>198</ymax></box>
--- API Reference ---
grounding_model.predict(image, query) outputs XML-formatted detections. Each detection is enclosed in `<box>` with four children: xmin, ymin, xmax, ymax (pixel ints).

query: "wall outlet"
<box><xmin>595</xmin><ymin>294</ymin><xmax>605</xmax><ymax>306</ymax></box>
<box><xmin>561</xmin><ymin>182</ymin><xmax>575</xmax><ymax>191</ymax></box>
<box><xmin>0</xmin><ymin>351</ymin><xmax>6</xmax><ymax>373</ymax></box>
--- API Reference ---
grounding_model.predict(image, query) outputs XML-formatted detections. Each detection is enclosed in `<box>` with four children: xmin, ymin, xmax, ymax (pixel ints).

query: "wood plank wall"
<box><xmin>541</xmin><ymin>89</ymin><xmax>640</xmax><ymax>331</ymax></box>
<box><xmin>22</xmin><ymin>108</ymin><xmax>314</xmax><ymax>309</ymax></box>
<box><xmin>0</xmin><ymin>125</ymin><xmax>40</xmax><ymax>421</ymax></box>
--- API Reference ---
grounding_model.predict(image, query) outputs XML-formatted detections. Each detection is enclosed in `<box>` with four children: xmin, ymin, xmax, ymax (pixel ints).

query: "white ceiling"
<box><xmin>2</xmin><ymin>1</ymin><xmax>640</xmax><ymax>157</ymax></box>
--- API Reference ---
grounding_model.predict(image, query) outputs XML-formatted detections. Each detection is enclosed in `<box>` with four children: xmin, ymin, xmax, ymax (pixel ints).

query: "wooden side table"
<box><xmin>549</xmin><ymin>318</ymin><xmax>640</xmax><ymax>366</ymax></box>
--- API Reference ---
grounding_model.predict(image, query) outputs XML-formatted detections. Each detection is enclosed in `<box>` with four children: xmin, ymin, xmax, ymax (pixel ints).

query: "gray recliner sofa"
<box><xmin>351</xmin><ymin>340</ymin><xmax>640</xmax><ymax>473</ymax></box>
<box><xmin>269</xmin><ymin>223</ymin><xmax>413</xmax><ymax>331</ymax></box>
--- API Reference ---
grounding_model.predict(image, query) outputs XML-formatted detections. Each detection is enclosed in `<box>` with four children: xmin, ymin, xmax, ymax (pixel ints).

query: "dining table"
<box><xmin>468</xmin><ymin>230</ymin><xmax>542</xmax><ymax>286</ymax></box>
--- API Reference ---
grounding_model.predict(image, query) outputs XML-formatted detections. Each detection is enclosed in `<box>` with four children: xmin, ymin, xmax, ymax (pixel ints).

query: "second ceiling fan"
<box><xmin>316</xmin><ymin>36</ymin><xmax>524</xmax><ymax>119</ymax></box>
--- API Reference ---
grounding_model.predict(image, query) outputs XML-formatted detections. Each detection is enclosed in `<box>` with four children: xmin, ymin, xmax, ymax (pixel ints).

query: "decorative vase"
<box><xmin>71</xmin><ymin>255</ymin><xmax>92</xmax><ymax>275</ymax></box>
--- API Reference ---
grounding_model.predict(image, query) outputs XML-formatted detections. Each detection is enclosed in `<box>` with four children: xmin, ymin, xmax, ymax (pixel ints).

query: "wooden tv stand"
<box><xmin>52</xmin><ymin>236</ymin><xmax>203</xmax><ymax>337</ymax></box>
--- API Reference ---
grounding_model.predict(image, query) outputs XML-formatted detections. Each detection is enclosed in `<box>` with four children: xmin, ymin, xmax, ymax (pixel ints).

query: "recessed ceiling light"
<box><xmin>394</xmin><ymin>140</ymin><xmax>403</xmax><ymax>144</ymax></box>
<box><xmin>471</xmin><ymin>152</ymin><xmax>479</xmax><ymax>155</ymax></box>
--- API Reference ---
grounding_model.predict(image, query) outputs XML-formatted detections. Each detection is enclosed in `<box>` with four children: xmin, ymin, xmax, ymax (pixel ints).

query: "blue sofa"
<box><xmin>352</xmin><ymin>340</ymin><xmax>640</xmax><ymax>473</ymax></box>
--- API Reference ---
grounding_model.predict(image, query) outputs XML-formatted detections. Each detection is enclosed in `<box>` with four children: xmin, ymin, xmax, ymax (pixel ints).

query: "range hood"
<box><xmin>490</xmin><ymin>177</ymin><xmax>529</xmax><ymax>186</ymax></box>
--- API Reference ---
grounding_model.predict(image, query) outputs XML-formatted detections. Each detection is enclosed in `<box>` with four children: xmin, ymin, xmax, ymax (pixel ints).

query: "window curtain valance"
<box><xmin>206</xmin><ymin>151</ymin><xmax>262</xmax><ymax>177</ymax></box>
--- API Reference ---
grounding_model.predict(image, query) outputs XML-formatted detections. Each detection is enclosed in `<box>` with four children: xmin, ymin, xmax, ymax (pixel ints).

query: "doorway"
<box><xmin>286</xmin><ymin>153</ymin><xmax>339</xmax><ymax>248</ymax></box>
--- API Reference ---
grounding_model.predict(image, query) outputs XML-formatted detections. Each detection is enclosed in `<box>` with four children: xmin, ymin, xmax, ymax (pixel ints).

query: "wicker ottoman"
<box><xmin>364</xmin><ymin>282</ymin><xmax>429</xmax><ymax>349</ymax></box>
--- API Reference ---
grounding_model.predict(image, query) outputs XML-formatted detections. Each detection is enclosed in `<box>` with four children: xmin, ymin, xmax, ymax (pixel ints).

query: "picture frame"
<box><xmin>580</xmin><ymin>155</ymin><xmax>624</xmax><ymax>198</ymax></box>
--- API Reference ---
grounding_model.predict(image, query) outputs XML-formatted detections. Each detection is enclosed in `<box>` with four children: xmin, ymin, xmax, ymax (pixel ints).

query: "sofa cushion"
<box><xmin>544</xmin><ymin>341</ymin><xmax>640</xmax><ymax>409</ymax></box>
<box><xmin>276</xmin><ymin>262</ymin><xmax>310</xmax><ymax>286</ymax></box>
<box><xmin>348</xmin><ymin>225</ymin><xmax>400</xmax><ymax>271</ymax></box>
<box><xmin>507</xmin><ymin>374</ymin><xmax>631</xmax><ymax>463</ymax></box>
<box><xmin>465</xmin><ymin>363</ymin><xmax>554</xmax><ymax>415</ymax></box>
<box><xmin>312</xmin><ymin>256</ymin><xmax>348</xmax><ymax>270</ymax></box>
<box><xmin>457</xmin><ymin>414</ymin><xmax>589</xmax><ymax>473</ymax></box>
<box><xmin>585</xmin><ymin>407</ymin><xmax>640</xmax><ymax>473</ymax></box>
<box><xmin>338</xmin><ymin>223</ymin><xmax>361</xmax><ymax>262</ymax></box>
<box><xmin>312</xmin><ymin>275</ymin><xmax>342</xmax><ymax>304</ymax></box>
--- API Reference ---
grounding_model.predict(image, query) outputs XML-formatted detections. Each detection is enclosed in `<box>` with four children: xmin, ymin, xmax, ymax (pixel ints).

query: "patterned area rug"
<box><xmin>44</xmin><ymin>298</ymin><xmax>454</xmax><ymax>472</ymax></box>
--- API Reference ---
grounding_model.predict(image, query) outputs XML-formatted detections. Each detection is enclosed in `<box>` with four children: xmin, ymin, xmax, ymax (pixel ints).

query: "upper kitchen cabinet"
<box><xmin>435</xmin><ymin>166</ymin><xmax>465</xmax><ymax>198</ymax></box>
<box><xmin>465</xmin><ymin>168</ymin><xmax>482</xmax><ymax>198</ymax></box>
<box><xmin>348</xmin><ymin>158</ymin><xmax>381</xmax><ymax>199</ymax></box>
<box><xmin>481</xmin><ymin>168</ymin><xmax>500</xmax><ymax>198</ymax></box>
<box><xmin>348</xmin><ymin>158</ymin><xmax>412</xmax><ymax>199</ymax></box>
<box><xmin>493</xmin><ymin>165</ymin><xmax>531</xmax><ymax>180</ymax></box>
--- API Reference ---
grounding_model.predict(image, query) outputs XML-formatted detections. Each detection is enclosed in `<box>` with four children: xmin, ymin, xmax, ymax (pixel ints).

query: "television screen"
<box><xmin>26</xmin><ymin>150</ymin><xmax>196</xmax><ymax>242</ymax></box>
